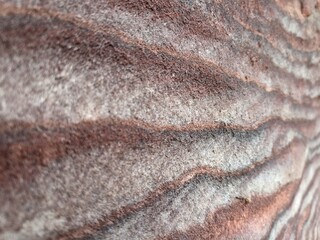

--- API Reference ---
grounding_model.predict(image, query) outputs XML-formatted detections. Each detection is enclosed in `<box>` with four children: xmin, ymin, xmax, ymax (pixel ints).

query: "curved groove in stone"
<box><xmin>55</xmin><ymin>138</ymin><xmax>305</xmax><ymax>239</ymax></box>
<box><xmin>0</xmin><ymin>5</ymin><xmax>319</xmax><ymax>106</ymax></box>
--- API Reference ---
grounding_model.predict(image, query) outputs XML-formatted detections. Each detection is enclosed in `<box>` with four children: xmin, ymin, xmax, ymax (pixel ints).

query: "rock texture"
<box><xmin>0</xmin><ymin>0</ymin><xmax>320</xmax><ymax>239</ymax></box>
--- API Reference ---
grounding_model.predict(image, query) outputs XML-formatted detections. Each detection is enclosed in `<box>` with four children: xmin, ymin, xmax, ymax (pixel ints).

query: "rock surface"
<box><xmin>0</xmin><ymin>0</ymin><xmax>320</xmax><ymax>239</ymax></box>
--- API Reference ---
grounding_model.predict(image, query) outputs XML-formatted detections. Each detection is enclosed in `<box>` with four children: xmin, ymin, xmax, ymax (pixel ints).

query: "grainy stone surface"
<box><xmin>0</xmin><ymin>0</ymin><xmax>320</xmax><ymax>239</ymax></box>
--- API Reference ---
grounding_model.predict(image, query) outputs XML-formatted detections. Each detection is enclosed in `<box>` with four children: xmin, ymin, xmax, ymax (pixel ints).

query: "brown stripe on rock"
<box><xmin>299</xmin><ymin>175</ymin><xmax>320</xmax><ymax>233</ymax></box>
<box><xmin>274</xmin><ymin>187</ymin><xmax>314</xmax><ymax>239</ymax></box>
<box><xmin>159</xmin><ymin>181</ymin><xmax>299</xmax><ymax>240</ymax></box>
<box><xmin>0</xmin><ymin>13</ymin><xmax>239</xmax><ymax>99</ymax></box>
<box><xmin>266</xmin><ymin>154</ymin><xmax>320</xmax><ymax>239</ymax></box>
<box><xmin>0</xmin><ymin>119</ymin><xmax>158</xmax><ymax>186</ymax></box>
<box><xmin>0</xmin><ymin>11</ymin><xmax>256</xmax><ymax>99</ymax></box>
<box><xmin>310</xmin><ymin>197</ymin><xmax>320</xmax><ymax>237</ymax></box>
<box><xmin>0</xmin><ymin>116</ymin><xmax>314</xmax><ymax>187</ymax></box>
<box><xmin>1</xmin><ymin>7</ymin><xmax>319</xmax><ymax>106</ymax></box>
<box><xmin>239</xmin><ymin>0</ymin><xmax>320</xmax><ymax>52</ymax></box>
<box><xmin>276</xmin><ymin>186</ymin><xmax>320</xmax><ymax>240</ymax></box>
<box><xmin>296</xmin><ymin>204</ymin><xmax>312</xmax><ymax>238</ymax></box>
<box><xmin>54</xmin><ymin>136</ymin><xmax>305</xmax><ymax>240</ymax></box>
<box><xmin>300</xmin><ymin>170</ymin><xmax>320</xmax><ymax>236</ymax></box>
<box><xmin>267</xmin><ymin>154</ymin><xmax>320</xmax><ymax>239</ymax></box>
<box><xmin>232</xmin><ymin>13</ymin><xmax>320</xmax><ymax>69</ymax></box>
<box><xmin>106</xmin><ymin>0</ymin><xmax>228</xmax><ymax>41</ymax></box>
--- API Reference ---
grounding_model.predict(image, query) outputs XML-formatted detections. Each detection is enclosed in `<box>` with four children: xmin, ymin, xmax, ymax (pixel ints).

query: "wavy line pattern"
<box><xmin>0</xmin><ymin>0</ymin><xmax>320</xmax><ymax>239</ymax></box>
